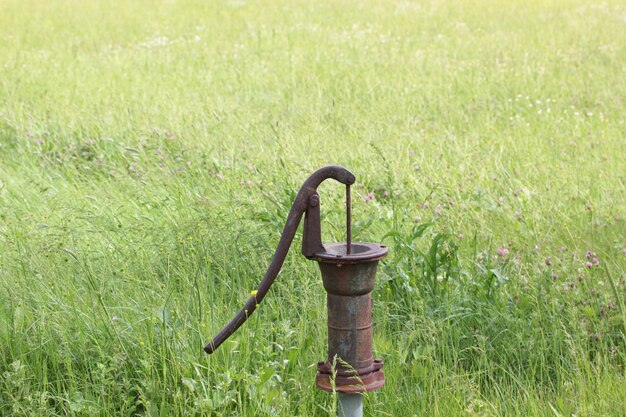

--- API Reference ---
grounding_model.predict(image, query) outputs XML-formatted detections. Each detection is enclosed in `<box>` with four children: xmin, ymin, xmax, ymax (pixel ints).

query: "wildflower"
<box><xmin>621</xmin><ymin>247</ymin><xmax>626</xmax><ymax>255</ymax></box>
<box><xmin>364</xmin><ymin>192</ymin><xmax>375</xmax><ymax>203</ymax></box>
<box><xmin>251</xmin><ymin>290</ymin><xmax>258</xmax><ymax>296</ymax></box>
<box><xmin>584</xmin><ymin>251</ymin><xmax>600</xmax><ymax>267</ymax></box>
<box><xmin>422</xmin><ymin>201</ymin><xmax>429</xmax><ymax>209</ymax></box>
<box><xmin>112</xmin><ymin>315</ymin><xmax>118</xmax><ymax>322</ymax></box>
<box><xmin>383</xmin><ymin>191</ymin><xmax>389</xmax><ymax>197</ymax></box>
<box><xmin>551</xmin><ymin>274</ymin><xmax>558</xmax><ymax>281</ymax></box>
<box><xmin>497</xmin><ymin>247</ymin><xmax>509</xmax><ymax>257</ymax></box>
<box><xmin>247</xmin><ymin>180</ymin><xmax>253</xmax><ymax>187</ymax></box>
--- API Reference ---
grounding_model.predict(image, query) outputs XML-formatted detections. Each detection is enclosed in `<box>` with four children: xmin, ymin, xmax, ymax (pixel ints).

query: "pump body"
<box><xmin>313</xmin><ymin>242</ymin><xmax>387</xmax><ymax>393</ymax></box>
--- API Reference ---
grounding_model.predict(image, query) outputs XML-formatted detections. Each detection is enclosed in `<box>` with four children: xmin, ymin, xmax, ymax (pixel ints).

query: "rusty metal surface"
<box><xmin>313</xmin><ymin>242</ymin><xmax>388</xmax><ymax>264</ymax></box>
<box><xmin>316</xmin><ymin>360</ymin><xmax>385</xmax><ymax>393</ymax></box>
<box><xmin>314</xmin><ymin>244</ymin><xmax>388</xmax><ymax>393</ymax></box>
<box><xmin>204</xmin><ymin>166</ymin><xmax>355</xmax><ymax>354</ymax></box>
<box><xmin>301</xmin><ymin>193</ymin><xmax>324</xmax><ymax>258</ymax></box>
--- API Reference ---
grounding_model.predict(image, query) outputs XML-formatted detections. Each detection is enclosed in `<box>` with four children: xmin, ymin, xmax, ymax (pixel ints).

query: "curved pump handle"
<box><xmin>205</xmin><ymin>165</ymin><xmax>355</xmax><ymax>354</ymax></box>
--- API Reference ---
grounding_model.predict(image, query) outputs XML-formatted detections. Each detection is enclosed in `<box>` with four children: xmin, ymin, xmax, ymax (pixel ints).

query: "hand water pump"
<box><xmin>205</xmin><ymin>166</ymin><xmax>388</xmax><ymax>417</ymax></box>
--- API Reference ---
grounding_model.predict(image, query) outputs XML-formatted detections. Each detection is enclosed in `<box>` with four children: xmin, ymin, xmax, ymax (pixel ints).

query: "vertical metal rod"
<box><xmin>338</xmin><ymin>393</ymin><xmax>363</xmax><ymax>417</ymax></box>
<box><xmin>346</xmin><ymin>185</ymin><xmax>352</xmax><ymax>254</ymax></box>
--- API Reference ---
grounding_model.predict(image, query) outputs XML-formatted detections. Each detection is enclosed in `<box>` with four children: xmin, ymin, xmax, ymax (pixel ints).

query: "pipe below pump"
<box><xmin>338</xmin><ymin>393</ymin><xmax>363</xmax><ymax>417</ymax></box>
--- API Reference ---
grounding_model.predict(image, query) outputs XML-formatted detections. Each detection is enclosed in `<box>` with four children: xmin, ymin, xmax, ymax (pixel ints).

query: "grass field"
<box><xmin>1</xmin><ymin>0</ymin><xmax>625</xmax><ymax>415</ymax></box>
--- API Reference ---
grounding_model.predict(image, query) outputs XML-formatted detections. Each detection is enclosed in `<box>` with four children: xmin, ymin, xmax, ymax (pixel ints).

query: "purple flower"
<box><xmin>364</xmin><ymin>192</ymin><xmax>375</xmax><ymax>203</ymax></box>
<box><xmin>497</xmin><ymin>247</ymin><xmax>509</xmax><ymax>257</ymax></box>
<box><xmin>551</xmin><ymin>274</ymin><xmax>558</xmax><ymax>281</ymax></box>
<box><xmin>383</xmin><ymin>191</ymin><xmax>389</xmax><ymax>197</ymax></box>
<box><xmin>585</xmin><ymin>251</ymin><xmax>592</xmax><ymax>259</ymax></box>
<box><xmin>621</xmin><ymin>248</ymin><xmax>626</xmax><ymax>255</ymax></box>
<box><xmin>585</xmin><ymin>261</ymin><xmax>593</xmax><ymax>268</ymax></box>
<box><xmin>592</xmin><ymin>257</ymin><xmax>600</xmax><ymax>267</ymax></box>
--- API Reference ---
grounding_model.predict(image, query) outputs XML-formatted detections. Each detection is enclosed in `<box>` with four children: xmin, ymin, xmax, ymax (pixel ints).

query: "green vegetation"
<box><xmin>1</xmin><ymin>0</ymin><xmax>625</xmax><ymax>415</ymax></box>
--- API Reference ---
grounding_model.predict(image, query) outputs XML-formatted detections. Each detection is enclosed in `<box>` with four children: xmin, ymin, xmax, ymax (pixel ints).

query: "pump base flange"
<box><xmin>316</xmin><ymin>359</ymin><xmax>384</xmax><ymax>393</ymax></box>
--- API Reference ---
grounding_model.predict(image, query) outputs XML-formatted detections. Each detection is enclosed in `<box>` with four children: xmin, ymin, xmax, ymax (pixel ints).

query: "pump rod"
<box><xmin>346</xmin><ymin>185</ymin><xmax>352</xmax><ymax>254</ymax></box>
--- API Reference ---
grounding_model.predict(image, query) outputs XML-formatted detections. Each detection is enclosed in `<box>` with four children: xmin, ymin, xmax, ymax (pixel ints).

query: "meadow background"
<box><xmin>1</xmin><ymin>0</ymin><xmax>625</xmax><ymax>415</ymax></box>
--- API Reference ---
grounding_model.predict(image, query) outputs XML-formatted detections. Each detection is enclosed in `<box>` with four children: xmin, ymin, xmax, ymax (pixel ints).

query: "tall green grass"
<box><xmin>1</xmin><ymin>0</ymin><xmax>625</xmax><ymax>415</ymax></box>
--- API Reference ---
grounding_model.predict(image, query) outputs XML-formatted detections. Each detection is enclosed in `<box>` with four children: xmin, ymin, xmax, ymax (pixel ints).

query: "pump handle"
<box><xmin>205</xmin><ymin>165</ymin><xmax>355</xmax><ymax>354</ymax></box>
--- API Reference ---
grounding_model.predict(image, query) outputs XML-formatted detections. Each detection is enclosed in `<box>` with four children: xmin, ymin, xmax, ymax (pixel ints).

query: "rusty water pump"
<box><xmin>205</xmin><ymin>165</ymin><xmax>387</xmax><ymax>396</ymax></box>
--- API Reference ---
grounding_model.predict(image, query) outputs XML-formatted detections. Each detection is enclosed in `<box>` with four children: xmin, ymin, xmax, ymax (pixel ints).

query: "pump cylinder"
<box><xmin>324</xmin><ymin>264</ymin><xmax>376</xmax><ymax>371</ymax></box>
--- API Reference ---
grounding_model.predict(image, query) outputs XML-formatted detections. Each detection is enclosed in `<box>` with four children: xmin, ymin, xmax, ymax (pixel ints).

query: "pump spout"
<box><xmin>204</xmin><ymin>165</ymin><xmax>355</xmax><ymax>354</ymax></box>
